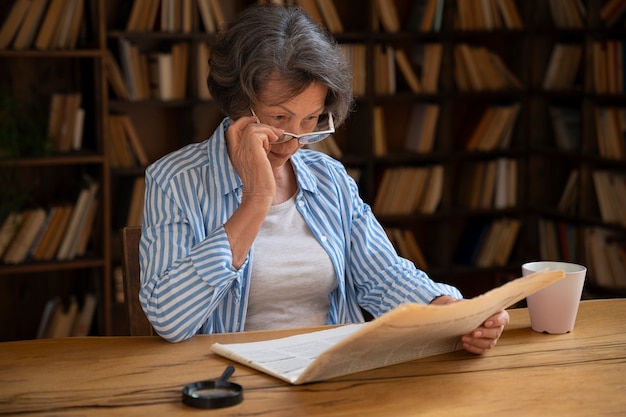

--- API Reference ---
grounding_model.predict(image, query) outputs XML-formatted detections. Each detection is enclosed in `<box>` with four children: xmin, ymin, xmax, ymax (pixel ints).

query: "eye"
<box><xmin>301</xmin><ymin>115</ymin><xmax>320</xmax><ymax>130</ymax></box>
<box><xmin>269</xmin><ymin>114</ymin><xmax>289</xmax><ymax>128</ymax></box>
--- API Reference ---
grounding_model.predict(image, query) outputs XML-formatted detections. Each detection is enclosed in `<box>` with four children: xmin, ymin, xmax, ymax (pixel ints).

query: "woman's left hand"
<box><xmin>430</xmin><ymin>295</ymin><xmax>510</xmax><ymax>354</ymax></box>
<box><xmin>460</xmin><ymin>309</ymin><xmax>510</xmax><ymax>354</ymax></box>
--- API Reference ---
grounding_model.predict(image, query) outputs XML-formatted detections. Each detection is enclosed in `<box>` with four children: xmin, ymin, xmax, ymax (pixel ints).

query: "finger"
<box><xmin>472</xmin><ymin>325</ymin><xmax>504</xmax><ymax>340</ymax></box>
<box><xmin>230</xmin><ymin>115</ymin><xmax>259</xmax><ymax>135</ymax></box>
<box><xmin>483</xmin><ymin>310</ymin><xmax>510</xmax><ymax>328</ymax></box>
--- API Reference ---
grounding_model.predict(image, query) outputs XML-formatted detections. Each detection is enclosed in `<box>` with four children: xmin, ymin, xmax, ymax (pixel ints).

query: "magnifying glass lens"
<box><xmin>191</xmin><ymin>387</ymin><xmax>240</xmax><ymax>399</ymax></box>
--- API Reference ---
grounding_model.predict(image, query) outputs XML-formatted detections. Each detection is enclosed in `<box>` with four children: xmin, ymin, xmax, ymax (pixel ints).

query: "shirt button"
<box><xmin>298</xmin><ymin>200</ymin><xmax>305</xmax><ymax>207</ymax></box>
<box><xmin>320</xmin><ymin>236</ymin><xmax>328</xmax><ymax>242</ymax></box>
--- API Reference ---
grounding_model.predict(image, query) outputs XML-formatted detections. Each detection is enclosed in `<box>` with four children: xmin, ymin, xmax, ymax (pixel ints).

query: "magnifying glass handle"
<box><xmin>219</xmin><ymin>365</ymin><xmax>235</xmax><ymax>382</ymax></box>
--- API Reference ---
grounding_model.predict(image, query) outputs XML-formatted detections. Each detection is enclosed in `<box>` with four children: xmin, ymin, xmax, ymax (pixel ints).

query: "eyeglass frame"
<box><xmin>250</xmin><ymin>108</ymin><xmax>335</xmax><ymax>145</ymax></box>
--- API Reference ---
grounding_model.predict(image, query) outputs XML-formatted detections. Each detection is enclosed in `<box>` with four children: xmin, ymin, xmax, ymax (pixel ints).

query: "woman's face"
<box><xmin>253</xmin><ymin>79</ymin><xmax>328</xmax><ymax>169</ymax></box>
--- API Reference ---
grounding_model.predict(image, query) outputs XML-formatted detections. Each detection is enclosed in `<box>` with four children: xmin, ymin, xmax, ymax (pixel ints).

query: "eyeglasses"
<box><xmin>250</xmin><ymin>109</ymin><xmax>335</xmax><ymax>145</ymax></box>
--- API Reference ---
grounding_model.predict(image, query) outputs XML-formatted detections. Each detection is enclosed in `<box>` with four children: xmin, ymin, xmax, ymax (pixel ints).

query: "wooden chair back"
<box><xmin>121</xmin><ymin>226</ymin><xmax>154</xmax><ymax>336</ymax></box>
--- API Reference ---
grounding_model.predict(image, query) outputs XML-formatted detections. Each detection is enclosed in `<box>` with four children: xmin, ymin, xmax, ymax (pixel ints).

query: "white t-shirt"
<box><xmin>245</xmin><ymin>194</ymin><xmax>337</xmax><ymax>331</ymax></box>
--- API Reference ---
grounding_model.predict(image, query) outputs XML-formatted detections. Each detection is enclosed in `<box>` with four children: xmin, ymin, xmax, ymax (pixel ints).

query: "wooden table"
<box><xmin>1</xmin><ymin>299</ymin><xmax>625</xmax><ymax>416</ymax></box>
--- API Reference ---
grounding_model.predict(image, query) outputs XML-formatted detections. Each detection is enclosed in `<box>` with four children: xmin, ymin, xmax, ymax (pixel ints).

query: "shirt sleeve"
<box><xmin>139</xmin><ymin>164</ymin><xmax>244</xmax><ymax>343</ymax></box>
<box><xmin>340</xmin><ymin>168</ymin><xmax>463</xmax><ymax>316</ymax></box>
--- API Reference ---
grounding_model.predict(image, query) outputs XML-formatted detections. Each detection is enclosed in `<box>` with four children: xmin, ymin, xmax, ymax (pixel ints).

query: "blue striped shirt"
<box><xmin>139</xmin><ymin>118</ymin><xmax>462</xmax><ymax>342</ymax></box>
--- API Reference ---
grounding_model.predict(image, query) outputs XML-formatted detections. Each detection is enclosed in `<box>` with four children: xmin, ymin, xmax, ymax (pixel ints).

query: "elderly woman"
<box><xmin>139</xmin><ymin>3</ymin><xmax>509</xmax><ymax>350</ymax></box>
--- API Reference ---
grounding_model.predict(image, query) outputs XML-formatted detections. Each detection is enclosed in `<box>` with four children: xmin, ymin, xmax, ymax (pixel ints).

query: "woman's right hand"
<box><xmin>225</xmin><ymin>115</ymin><xmax>283</xmax><ymax>203</ymax></box>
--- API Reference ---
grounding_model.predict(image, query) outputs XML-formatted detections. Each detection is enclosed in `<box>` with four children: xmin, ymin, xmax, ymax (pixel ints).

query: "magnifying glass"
<box><xmin>182</xmin><ymin>365</ymin><xmax>243</xmax><ymax>409</ymax></box>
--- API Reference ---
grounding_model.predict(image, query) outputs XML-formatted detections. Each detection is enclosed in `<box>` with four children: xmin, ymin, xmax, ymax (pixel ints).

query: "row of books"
<box><xmin>594</xmin><ymin>106</ymin><xmax>626</xmax><ymax>160</ymax></box>
<box><xmin>454</xmin><ymin>44</ymin><xmax>522</xmax><ymax>92</ymax></box>
<box><xmin>373</xmin><ymin>0</ymin><xmax>444</xmax><ymax>33</ymax></box>
<box><xmin>125</xmin><ymin>0</ymin><xmax>227</xmax><ymax>33</ymax></box>
<box><xmin>592</xmin><ymin>170</ymin><xmax>626</xmax><ymax>227</ymax></box>
<box><xmin>465</xmin><ymin>103</ymin><xmax>520</xmax><ymax>151</ymax></box>
<box><xmin>108</xmin><ymin>114</ymin><xmax>150</xmax><ymax>168</ymax></box>
<box><xmin>0</xmin><ymin>0</ymin><xmax>85</xmax><ymax>50</ymax></box>
<box><xmin>404</xmin><ymin>102</ymin><xmax>441</xmax><ymax>154</ymax></box>
<box><xmin>585</xmin><ymin>226</ymin><xmax>626</xmax><ymax>290</ymax></box>
<box><xmin>116</xmin><ymin>39</ymin><xmax>190</xmax><ymax>101</ymax></box>
<box><xmin>372</xmin><ymin>102</ymin><xmax>440</xmax><ymax>156</ymax></box>
<box><xmin>543</xmin><ymin>44</ymin><xmax>582</xmax><ymax>91</ymax></box>
<box><xmin>340</xmin><ymin>44</ymin><xmax>366</xmax><ymax>97</ymax></box>
<box><xmin>385</xmin><ymin>227</ymin><xmax>428</xmax><ymax>270</ymax></box>
<box><xmin>548</xmin><ymin>0</ymin><xmax>586</xmax><ymax>29</ymax></box>
<box><xmin>454</xmin><ymin>217</ymin><xmax>521</xmax><ymax>267</ymax></box>
<box><xmin>373</xmin><ymin>43</ymin><xmax>443</xmax><ymax>95</ymax></box>
<box><xmin>47</xmin><ymin>92</ymin><xmax>85</xmax><ymax>153</ymax></box>
<box><xmin>107</xmin><ymin>40</ymin><xmax>211</xmax><ymax>101</ymax></box>
<box><xmin>456</xmin><ymin>158</ymin><xmax>517</xmax><ymax>210</ymax></box>
<box><xmin>600</xmin><ymin>0</ymin><xmax>626</xmax><ymax>27</ymax></box>
<box><xmin>37</xmin><ymin>293</ymin><xmax>97</xmax><ymax>338</ymax></box>
<box><xmin>537</xmin><ymin>218</ymin><xmax>577</xmax><ymax>264</ymax></box>
<box><xmin>591</xmin><ymin>40</ymin><xmax>625</xmax><ymax>95</ymax></box>
<box><xmin>293</xmin><ymin>0</ymin><xmax>343</xmax><ymax>33</ymax></box>
<box><xmin>0</xmin><ymin>176</ymin><xmax>99</xmax><ymax>264</ymax></box>
<box><xmin>455</xmin><ymin>0</ymin><xmax>523</xmax><ymax>30</ymax></box>
<box><xmin>373</xmin><ymin>165</ymin><xmax>444</xmax><ymax>216</ymax></box>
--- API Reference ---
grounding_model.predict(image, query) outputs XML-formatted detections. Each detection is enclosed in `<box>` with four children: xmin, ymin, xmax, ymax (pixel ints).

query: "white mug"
<box><xmin>523</xmin><ymin>261</ymin><xmax>586</xmax><ymax>334</ymax></box>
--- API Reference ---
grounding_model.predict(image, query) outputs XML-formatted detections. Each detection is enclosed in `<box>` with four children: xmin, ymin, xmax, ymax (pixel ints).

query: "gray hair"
<box><xmin>207</xmin><ymin>3</ymin><xmax>354</xmax><ymax>126</ymax></box>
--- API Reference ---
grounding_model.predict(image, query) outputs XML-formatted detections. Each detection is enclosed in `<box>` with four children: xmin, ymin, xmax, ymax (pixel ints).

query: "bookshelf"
<box><xmin>0</xmin><ymin>0</ymin><xmax>110</xmax><ymax>341</ymax></box>
<box><xmin>1</xmin><ymin>0</ymin><xmax>625</xmax><ymax>341</ymax></box>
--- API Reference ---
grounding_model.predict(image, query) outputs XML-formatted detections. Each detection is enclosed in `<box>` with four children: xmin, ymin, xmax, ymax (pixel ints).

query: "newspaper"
<box><xmin>210</xmin><ymin>270</ymin><xmax>565</xmax><ymax>384</ymax></box>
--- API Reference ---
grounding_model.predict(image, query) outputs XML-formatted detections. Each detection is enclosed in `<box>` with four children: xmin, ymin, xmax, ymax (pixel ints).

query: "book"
<box><xmin>47</xmin><ymin>92</ymin><xmax>83</xmax><ymax>152</ymax></box>
<box><xmin>404</xmin><ymin>103</ymin><xmax>440</xmax><ymax>154</ymax></box>
<box><xmin>0</xmin><ymin>0</ymin><xmax>32</xmax><ymax>49</ymax></box>
<box><xmin>419</xmin><ymin>0</ymin><xmax>439</xmax><ymax>32</ymax></box>
<box><xmin>36</xmin><ymin>296</ymin><xmax>60</xmax><ymax>338</ymax></box>
<box><xmin>0</xmin><ymin>211</ymin><xmax>24</xmax><ymax>258</ymax></box>
<box><xmin>12</xmin><ymin>0</ymin><xmax>48</xmax><ymax>50</ymax></box>
<box><xmin>548</xmin><ymin>0</ymin><xmax>585</xmax><ymax>29</ymax></box>
<box><xmin>63</xmin><ymin>0</ymin><xmax>83</xmax><ymax>49</ymax></box>
<box><xmin>600</xmin><ymin>0</ymin><xmax>626</xmax><ymax>27</ymax></box>
<box><xmin>295</xmin><ymin>0</ymin><xmax>324</xmax><ymax>27</ymax></box>
<box><xmin>372</xmin><ymin>105</ymin><xmax>387</xmax><ymax>156</ymax></box>
<box><xmin>105</xmin><ymin>50</ymin><xmax>131</xmax><ymax>100</ymax></box>
<box><xmin>374</xmin><ymin>0</ymin><xmax>400</xmax><ymax>32</ymax></box>
<box><xmin>119</xmin><ymin>114</ymin><xmax>149</xmax><ymax>166</ymax></box>
<box><xmin>108</xmin><ymin>114</ymin><xmax>135</xmax><ymax>167</ymax></box>
<box><xmin>495</xmin><ymin>0</ymin><xmax>523</xmax><ymax>29</ymax></box>
<box><xmin>211</xmin><ymin>269</ymin><xmax>566</xmax><ymax>384</ymax></box>
<box><xmin>56</xmin><ymin>176</ymin><xmax>99</xmax><ymax>260</ymax></box>
<box><xmin>26</xmin><ymin>205</ymin><xmax>57</xmax><ymax>259</ymax></box>
<box><xmin>45</xmin><ymin>296</ymin><xmax>78</xmax><ymax>338</ymax></box>
<box><xmin>421</xmin><ymin>43</ymin><xmax>443</xmax><ymax>93</ymax></box>
<box><xmin>208</xmin><ymin>0</ymin><xmax>226</xmax><ymax>30</ymax></box>
<box><xmin>418</xmin><ymin>164</ymin><xmax>444</xmax><ymax>214</ymax></box>
<box><xmin>2</xmin><ymin>207</ymin><xmax>47</xmax><ymax>264</ymax></box>
<box><xmin>197</xmin><ymin>0</ymin><xmax>216</xmax><ymax>33</ymax></box>
<box><xmin>394</xmin><ymin>49</ymin><xmax>421</xmax><ymax>93</ymax></box>
<box><xmin>543</xmin><ymin>44</ymin><xmax>582</xmax><ymax>90</ymax></box>
<box><xmin>316</xmin><ymin>0</ymin><xmax>343</xmax><ymax>33</ymax></box>
<box><xmin>33</xmin><ymin>0</ymin><xmax>65</xmax><ymax>50</ymax></box>
<box><xmin>71</xmin><ymin>293</ymin><xmax>97</xmax><ymax>336</ymax></box>
<box><xmin>72</xmin><ymin>197</ymin><xmax>98</xmax><ymax>257</ymax></box>
<box><xmin>37</xmin><ymin>204</ymin><xmax>73</xmax><ymax>261</ymax></box>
